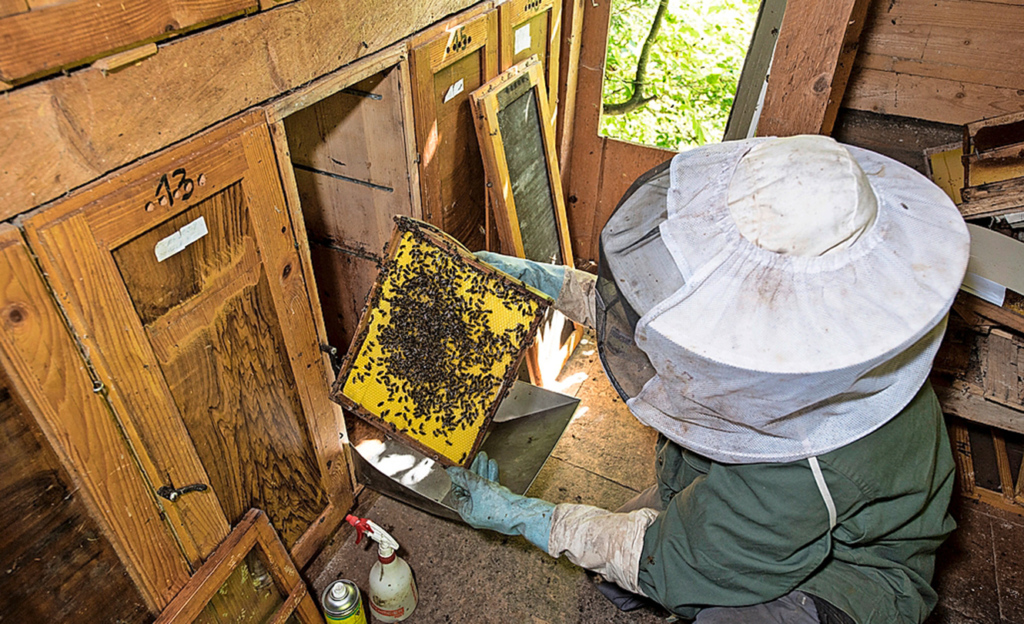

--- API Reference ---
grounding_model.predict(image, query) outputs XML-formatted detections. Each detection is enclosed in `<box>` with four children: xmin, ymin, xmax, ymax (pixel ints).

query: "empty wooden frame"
<box><xmin>155</xmin><ymin>509</ymin><xmax>325</xmax><ymax>624</ymax></box>
<box><xmin>471</xmin><ymin>56</ymin><xmax>572</xmax><ymax>266</ymax></box>
<box><xmin>471</xmin><ymin>57</ymin><xmax>582</xmax><ymax>385</ymax></box>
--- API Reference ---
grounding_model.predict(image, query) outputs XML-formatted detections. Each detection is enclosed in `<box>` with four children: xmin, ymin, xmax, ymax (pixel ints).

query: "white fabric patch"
<box><xmin>443</xmin><ymin>78</ymin><xmax>464</xmax><ymax>103</ymax></box>
<box><xmin>548</xmin><ymin>504</ymin><xmax>658</xmax><ymax>595</ymax></box>
<box><xmin>154</xmin><ymin>216</ymin><xmax>208</xmax><ymax>262</ymax></box>
<box><xmin>514</xmin><ymin>25</ymin><xmax>532</xmax><ymax>54</ymax></box>
<box><xmin>726</xmin><ymin>136</ymin><xmax>877</xmax><ymax>256</ymax></box>
<box><xmin>555</xmin><ymin>268</ymin><xmax>597</xmax><ymax>329</ymax></box>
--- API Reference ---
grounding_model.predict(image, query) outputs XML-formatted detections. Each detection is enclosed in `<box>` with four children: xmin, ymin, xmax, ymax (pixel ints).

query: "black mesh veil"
<box><xmin>596</xmin><ymin>159</ymin><xmax>685</xmax><ymax>401</ymax></box>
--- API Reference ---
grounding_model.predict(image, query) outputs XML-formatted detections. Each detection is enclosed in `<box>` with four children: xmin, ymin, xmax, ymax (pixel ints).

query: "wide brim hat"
<box><xmin>596</xmin><ymin>137</ymin><xmax>970</xmax><ymax>463</ymax></box>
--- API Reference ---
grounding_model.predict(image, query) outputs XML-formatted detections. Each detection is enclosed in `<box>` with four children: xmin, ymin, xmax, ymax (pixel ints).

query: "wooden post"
<box><xmin>756</xmin><ymin>0</ymin><xmax>870</xmax><ymax>137</ymax></box>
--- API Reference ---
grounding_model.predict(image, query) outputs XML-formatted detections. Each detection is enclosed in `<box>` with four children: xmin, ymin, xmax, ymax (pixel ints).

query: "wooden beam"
<box><xmin>935</xmin><ymin>381</ymin><xmax>1024</xmax><ymax>436</ymax></box>
<box><xmin>0</xmin><ymin>0</ymin><xmax>254</xmax><ymax>83</ymax></box>
<box><xmin>0</xmin><ymin>0</ymin><xmax>478</xmax><ymax>222</ymax></box>
<box><xmin>844</xmin><ymin>67</ymin><xmax>1024</xmax><ymax>126</ymax></box>
<box><xmin>756</xmin><ymin>0</ymin><xmax>871</xmax><ymax>137</ymax></box>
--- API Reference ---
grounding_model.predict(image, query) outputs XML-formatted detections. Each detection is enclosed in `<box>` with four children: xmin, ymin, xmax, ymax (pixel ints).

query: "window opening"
<box><xmin>600</xmin><ymin>0</ymin><xmax>760</xmax><ymax>149</ymax></box>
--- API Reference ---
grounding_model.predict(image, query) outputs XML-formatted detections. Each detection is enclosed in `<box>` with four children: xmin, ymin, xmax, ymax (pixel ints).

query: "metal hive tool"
<box><xmin>331</xmin><ymin>217</ymin><xmax>552</xmax><ymax>467</ymax></box>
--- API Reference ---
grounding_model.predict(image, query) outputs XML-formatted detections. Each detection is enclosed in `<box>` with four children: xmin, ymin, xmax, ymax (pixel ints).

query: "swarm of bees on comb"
<box><xmin>334</xmin><ymin>218</ymin><xmax>551</xmax><ymax>466</ymax></box>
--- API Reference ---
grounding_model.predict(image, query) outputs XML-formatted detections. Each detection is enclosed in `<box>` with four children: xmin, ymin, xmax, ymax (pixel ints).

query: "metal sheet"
<box><xmin>349</xmin><ymin>381</ymin><xmax>579</xmax><ymax>521</ymax></box>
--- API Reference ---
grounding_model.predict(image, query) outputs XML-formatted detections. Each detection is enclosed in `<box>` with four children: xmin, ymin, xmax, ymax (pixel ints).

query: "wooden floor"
<box><xmin>313</xmin><ymin>334</ymin><xmax>1024</xmax><ymax>623</ymax></box>
<box><xmin>928</xmin><ymin>498</ymin><xmax>1024</xmax><ymax>624</ymax></box>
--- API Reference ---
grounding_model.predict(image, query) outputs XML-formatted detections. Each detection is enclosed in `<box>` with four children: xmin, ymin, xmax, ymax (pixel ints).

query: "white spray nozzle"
<box><xmin>346</xmin><ymin>514</ymin><xmax>400</xmax><ymax>557</ymax></box>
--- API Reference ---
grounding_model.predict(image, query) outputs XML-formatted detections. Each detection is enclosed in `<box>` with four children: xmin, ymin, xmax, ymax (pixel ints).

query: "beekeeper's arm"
<box><xmin>474</xmin><ymin>252</ymin><xmax>598</xmax><ymax>329</ymax></box>
<box><xmin>449</xmin><ymin>450</ymin><xmax>856</xmax><ymax>616</ymax></box>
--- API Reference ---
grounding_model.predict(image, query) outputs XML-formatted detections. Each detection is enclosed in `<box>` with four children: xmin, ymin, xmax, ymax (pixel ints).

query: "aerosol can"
<box><xmin>345</xmin><ymin>514</ymin><xmax>418</xmax><ymax>622</ymax></box>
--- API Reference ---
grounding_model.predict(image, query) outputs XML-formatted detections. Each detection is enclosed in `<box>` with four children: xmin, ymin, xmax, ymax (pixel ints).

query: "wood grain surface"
<box><xmin>756</xmin><ymin>0</ymin><xmax>870</xmax><ymax>136</ymax></box>
<box><xmin>844</xmin><ymin>0</ymin><xmax>1024</xmax><ymax>125</ymax></box>
<box><xmin>410</xmin><ymin>5</ymin><xmax>499</xmax><ymax>250</ymax></box>
<box><xmin>0</xmin><ymin>0</ymin><xmax>253</xmax><ymax>83</ymax></box>
<box><xmin>23</xmin><ymin>113</ymin><xmax>351</xmax><ymax>570</ymax></box>
<box><xmin>0</xmin><ymin>0</ymin><xmax>477</xmax><ymax>222</ymax></box>
<box><xmin>0</xmin><ymin>373</ymin><xmax>153</xmax><ymax>623</ymax></box>
<box><xmin>0</xmin><ymin>224</ymin><xmax>190</xmax><ymax>609</ymax></box>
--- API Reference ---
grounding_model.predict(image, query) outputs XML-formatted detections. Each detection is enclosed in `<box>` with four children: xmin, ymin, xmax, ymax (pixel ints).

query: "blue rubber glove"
<box><xmin>447</xmin><ymin>452</ymin><xmax>555</xmax><ymax>553</ymax></box>
<box><xmin>474</xmin><ymin>252</ymin><xmax>565</xmax><ymax>300</ymax></box>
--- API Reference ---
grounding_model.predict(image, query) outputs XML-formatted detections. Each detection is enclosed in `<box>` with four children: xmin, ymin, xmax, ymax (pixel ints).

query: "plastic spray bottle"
<box><xmin>345</xmin><ymin>514</ymin><xmax>418</xmax><ymax>622</ymax></box>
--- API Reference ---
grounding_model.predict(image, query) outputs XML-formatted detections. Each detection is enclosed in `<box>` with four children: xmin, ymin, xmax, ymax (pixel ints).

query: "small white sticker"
<box><xmin>443</xmin><ymin>78</ymin><xmax>465</xmax><ymax>103</ymax></box>
<box><xmin>514</xmin><ymin>25</ymin><xmax>532</xmax><ymax>55</ymax></box>
<box><xmin>154</xmin><ymin>216</ymin><xmax>209</xmax><ymax>262</ymax></box>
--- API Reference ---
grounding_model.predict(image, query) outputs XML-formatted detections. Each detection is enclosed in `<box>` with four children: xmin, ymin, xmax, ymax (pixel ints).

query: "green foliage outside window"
<box><xmin>601</xmin><ymin>0</ymin><xmax>760</xmax><ymax>149</ymax></box>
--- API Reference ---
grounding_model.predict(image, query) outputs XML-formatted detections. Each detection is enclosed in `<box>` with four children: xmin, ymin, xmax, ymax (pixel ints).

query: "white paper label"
<box><xmin>443</xmin><ymin>78</ymin><xmax>465</xmax><ymax>103</ymax></box>
<box><xmin>961</xmin><ymin>271</ymin><xmax>1007</xmax><ymax>307</ymax></box>
<box><xmin>154</xmin><ymin>216</ymin><xmax>209</xmax><ymax>262</ymax></box>
<box><xmin>514</xmin><ymin>25</ymin><xmax>532</xmax><ymax>55</ymax></box>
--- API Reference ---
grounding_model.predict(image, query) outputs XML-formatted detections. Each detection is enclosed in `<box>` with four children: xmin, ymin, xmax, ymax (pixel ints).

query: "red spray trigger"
<box><xmin>346</xmin><ymin>514</ymin><xmax>373</xmax><ymax>544</ymax></box>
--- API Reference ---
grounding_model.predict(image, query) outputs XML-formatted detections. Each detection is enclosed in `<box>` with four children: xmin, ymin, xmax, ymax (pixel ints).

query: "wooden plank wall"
<box><xmin>0</xmin><ymin>373</ymin><xmax>153</xmax><ymax>624</ymax></box>
<box><xmin>843</xmin><ymin>0</ymin><xmax>1024</xmax><ymax>126</ymax></box>
<box><xmin>0</xmin><ymin>0</ymin><xmax>255</xmax><ymax>84</ymax></box>
<box><xmin>0</xmin><ymin>0</ymin><xmax>476</xmax><ymax>223</ymax></box>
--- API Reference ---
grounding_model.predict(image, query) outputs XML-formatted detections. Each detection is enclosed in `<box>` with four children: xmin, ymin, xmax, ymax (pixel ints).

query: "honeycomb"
<box><xmin>336</xmin><ymin>218</ymin><xmax>550</xmax><ymax>466</ymax></box>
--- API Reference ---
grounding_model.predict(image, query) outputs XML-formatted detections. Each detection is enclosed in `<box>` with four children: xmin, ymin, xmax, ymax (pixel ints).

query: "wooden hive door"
<box><xmin>24</xmin><ymin>112</ymin><xmax>352</xmax><ymax>569</ymax></box>
<box><xmin>409</xmin><ymin>6</ymin><xmax>499</xmax><ymax>252</ymax></box>
<box><xmin>499</xmin><ymin>0</ymin><xmax>561</xmax><ymax>127</ymax></box>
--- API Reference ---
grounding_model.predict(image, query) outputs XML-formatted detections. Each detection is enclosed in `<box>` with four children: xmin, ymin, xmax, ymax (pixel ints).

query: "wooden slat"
<box><xmin>966</xmin><ymin>109</ymin><xmax>1024</xmax><ymax>136</ymax></box>
<box><xmin>0</xmin><ymin>224</ymin><xmax>185</xmax><ymax>614</ymax></box>
<box><xmin>756</xmin><ymin>0</ymin><xmax>871</xmax><ymax>136</ymax></box>
<box><xmin>961</xmin><ymin>175</ymin><xmax>1024</xmax><ymax>219</ymax></box>
<box><xmin>844</xmin><ymin>67</ymin><xmax>1024</xmax><ymax>126</ymax></box>
<box><xmin>0</xmin><ymin>0</ymin><xmax>255</xmax><ymax>83</ymax></box>
<box><xmin>957</xmin><ymin>292</ymin><xmax>1024</xmax><ymax>336</ymax></box>
<box><xmin>266</xmin><ymin>584</ymin><xmax>308</xmax><ymax>624</ymax></box>
<box><xmin>240</xmin><ymin>123</ymin><xmax>352</xmax><ymax>545</ymax></box>
<box><xmin>846</xmin><ymin>0</ymin><xmax>1024</xmax><ymax>124</ymax></box>
<box><xmin>935</xmin><ymin>380</ymin><xmax>1024</xmax><ymax>436</ymax></box>
<box><xmin>91</xmin><ymin>43</ymin><xmax>158</xmax><ymax>75</ymax></box>
<box><xmin>267</xmin><ymin>119</ymin><xmax>362</xmax><ymax>509</ymax></box>
<box><xmin>0</xmin><ymin>0</ymin><xmax>478</xmax><ymax>223</ymax></box>
<box><xmin>857</xmin><ymin>52</ymin><xmax>1024</xmax><ymax>93</ymax></box>
<box><xmin>948</xmin><ymin>419</ymin><xmax>976</xmax><ymax>496</ymax></box>
<box><xmin>984</xmin><ymin>328</ymin><xmax>1020</xmax><ymax>409</ymax></box>
<box><xmin>992</xmin><ymin>429</ymin><xmax>1016</xmax><ymax>500</ymax></box>
<box><xmin>555</xmin><ymin>0</ymin><xmax>584</xmax><ymax>171</ymax></box>
<box><xmin>0</xmin><ymin>0</ymin><xmax>27</xmax><ymax>18</ymax></box>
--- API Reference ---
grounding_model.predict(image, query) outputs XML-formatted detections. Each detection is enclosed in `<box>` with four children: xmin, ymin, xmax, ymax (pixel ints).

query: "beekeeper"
<box><xmin>448</xmin><ymin>135</ymin><xmax>971</xmax><ymax>624</ymax></box>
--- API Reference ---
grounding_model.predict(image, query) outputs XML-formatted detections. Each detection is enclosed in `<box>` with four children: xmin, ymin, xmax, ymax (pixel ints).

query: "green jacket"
<box><xmin>636</xmin><ymin>381</ymin><xmax>956</xmax><ymax>624</ymax></box>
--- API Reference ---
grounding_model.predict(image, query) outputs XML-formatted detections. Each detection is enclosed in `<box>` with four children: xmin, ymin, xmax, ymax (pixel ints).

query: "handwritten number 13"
<box><xmin>156</xmin><ymin>168</ymin><xmax>195</xmax><ymax>207</ymax></box>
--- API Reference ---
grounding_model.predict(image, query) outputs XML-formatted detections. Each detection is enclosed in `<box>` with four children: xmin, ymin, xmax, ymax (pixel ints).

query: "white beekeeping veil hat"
<box><xmin>596</xmin><ymin>135</ymin><xmax>970</xmax><ymax>464</ymax></box>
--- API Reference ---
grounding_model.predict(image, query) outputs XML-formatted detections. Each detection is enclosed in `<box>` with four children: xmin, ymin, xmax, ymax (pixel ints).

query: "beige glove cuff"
<box><xmin>548</xmin><ymin>503</ymin><xmax>659</xmax><ymax>595</ymax></box>
<box><xmin>555</xmin><ymin>268</ymin><xmax>598</xmax><ymax>329</ymax></box>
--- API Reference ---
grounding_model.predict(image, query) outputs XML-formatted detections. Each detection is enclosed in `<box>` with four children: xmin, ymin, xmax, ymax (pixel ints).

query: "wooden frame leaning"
<box><xmin>155</xmin><ymin>509</ymin><xmax>325</xmax><ymax>624</ymax></box>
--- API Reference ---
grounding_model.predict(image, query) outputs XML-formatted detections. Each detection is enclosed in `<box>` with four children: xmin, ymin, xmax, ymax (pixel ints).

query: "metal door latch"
<box><xmin>157</xmin><ymin>483</ymin><xmax>208</xmax><ymax>502</ymax></box>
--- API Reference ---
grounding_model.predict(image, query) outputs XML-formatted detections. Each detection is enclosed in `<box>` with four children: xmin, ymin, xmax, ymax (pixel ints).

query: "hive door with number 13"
<box><xmin>23</xmin><ymin>112</ymin><xmax>352</xmax><ymax>568</ymax></box>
